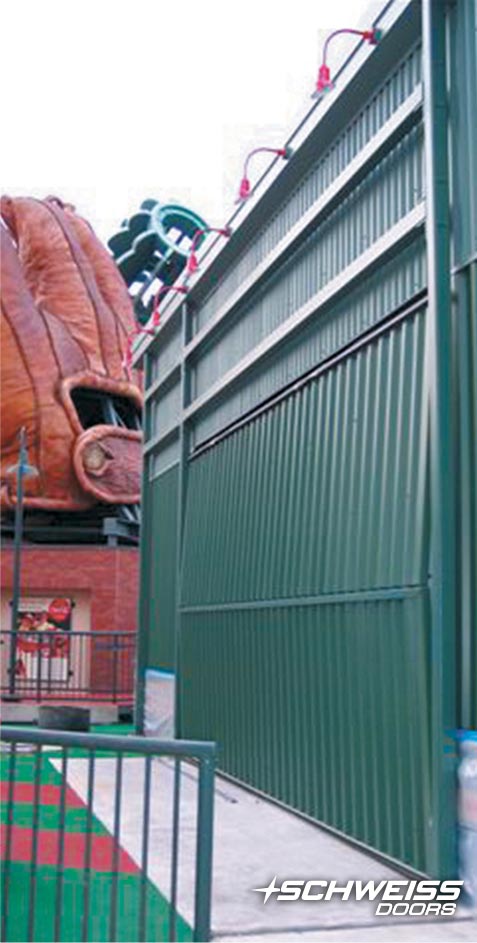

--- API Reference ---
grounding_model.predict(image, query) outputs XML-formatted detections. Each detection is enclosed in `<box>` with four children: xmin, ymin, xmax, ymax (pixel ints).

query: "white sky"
<box><xmin>2</xmin><ymin>0</ymin><xmax>368</xmax><ymax>243</ymax></box>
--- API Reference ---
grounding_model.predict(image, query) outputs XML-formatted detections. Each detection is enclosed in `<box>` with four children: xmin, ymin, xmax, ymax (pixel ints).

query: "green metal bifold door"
<box><xmin>136</xmin><ymin>0</ymin><xmax>476</xmax><ymax>883</ymax></box>
<box><xmin>179</xmin><ymin>304</ymin><xmax>432</xmax><ymax>874</ymax></box>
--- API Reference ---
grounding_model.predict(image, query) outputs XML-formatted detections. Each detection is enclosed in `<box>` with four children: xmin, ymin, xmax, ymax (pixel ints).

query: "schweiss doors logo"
<box><xmin>253</xmin><ymin>878</ymin><xmax>464</xmax><ymax>917</ymax></box>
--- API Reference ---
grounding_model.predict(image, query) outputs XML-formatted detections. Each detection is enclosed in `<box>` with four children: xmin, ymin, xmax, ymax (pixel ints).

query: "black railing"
<box><xmin>0</xmin><ymin>725</ymin><xmax>216</xmax><ymax>942</ymax></box>
<box><xmin>0</xmin><ymin>631</ymin><xmax>135</xmax><ymax>702</ymax></box>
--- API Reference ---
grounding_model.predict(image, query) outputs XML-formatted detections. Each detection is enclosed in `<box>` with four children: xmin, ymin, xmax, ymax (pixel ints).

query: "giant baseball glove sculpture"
<box><xmin>1</xmin><ymin>195</ymin><xmax>142</xmax><ymax>511</ymax></box>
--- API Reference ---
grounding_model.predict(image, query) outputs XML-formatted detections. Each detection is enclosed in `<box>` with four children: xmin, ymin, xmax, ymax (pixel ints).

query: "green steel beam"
<box><xmin>422</xmin><ymin>0</ymin><xmax>457</xmax><ymax>877</ymax></box>
<box><xmin>173</xmin><ymin>298</ymin><xmax>192</xmax><ymax>738</ymax></box>
<box><xmin>448</xmin><ymin>0</ymin><xmax>477</xmax><ymax>732</ymax></box>
<box><xmin>135</xmin><ymin>453</ymin><xmax>152</xmax><ymax>734</ymax></box>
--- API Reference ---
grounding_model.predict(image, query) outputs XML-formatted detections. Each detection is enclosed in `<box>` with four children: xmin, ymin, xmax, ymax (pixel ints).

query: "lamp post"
<box><xmin>6</xmin><ymin>428</ymin><xmax>39</xmax><ymax>698</ymax></box>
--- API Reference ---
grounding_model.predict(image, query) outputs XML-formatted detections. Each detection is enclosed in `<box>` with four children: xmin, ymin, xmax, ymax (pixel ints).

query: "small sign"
<box><xmin>15</xmin><ymin>596</ymin><xmax>73</xmax><ymax>683</ymax></box>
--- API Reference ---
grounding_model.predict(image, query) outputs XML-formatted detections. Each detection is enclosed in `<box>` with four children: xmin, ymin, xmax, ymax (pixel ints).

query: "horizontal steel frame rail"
<box><xmin>180</xmin><ymin>584</ymin><xmax>426</xmax><ymax>614</ymax></box>
<box><xmin>140</xmin><ymin>86</ymin><xmax>423</xmax><ymax>422</ymax></box>
<box><xmin>185</xmin><ymin>86</ymin><xmax>423</xmax><ymax>359</ymax></box>
<box><xmin>0</xmin><ymin>725</ymin><xmax>216</xmax><ymax>942</ymax></box>
<box><xmin>189</xmin><ymin>291</ymin><xmax>427</xmax><ymax>457</ymax></box>
<box><xmin>145</xmin><ymin>362</ymin><xmax>181</xmax><ymax>404</ymax></box>
<box><xmin>183</xmin><ymin>204</ymin><xmax>425</xmax><ymax>423</ymax></box>
<box><xmin>144</xmin><ymin>425</ymin><xmax>179</xmax><ymax>459</ymax></box>
<box><xmin>143</xmin><ymin>206</ymin><xmax>425</xmax><ymax>455</ymax></box>
<box><xmin>145</xmin><ymin>418</ymin><xmax>181</xmax><ymax>455</ymax></box>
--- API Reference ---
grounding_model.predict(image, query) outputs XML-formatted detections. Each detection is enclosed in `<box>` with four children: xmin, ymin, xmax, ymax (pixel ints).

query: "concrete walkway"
<box><xmin>58</xmin><ymin>756</ymin><xmax>477</xmax><ymax>942</ymax></box>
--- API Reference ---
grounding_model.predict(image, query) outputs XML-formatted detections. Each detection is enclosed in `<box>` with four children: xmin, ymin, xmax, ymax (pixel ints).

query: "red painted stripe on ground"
<box><xmin>0</xmin><ymin>781</ymin><xmax>84</xmax><ymax>808</ymax></box>
<box><xmin>1</xmin><ymin>825</ymin><xmax>140</xmax><ymax>874</ymax></box>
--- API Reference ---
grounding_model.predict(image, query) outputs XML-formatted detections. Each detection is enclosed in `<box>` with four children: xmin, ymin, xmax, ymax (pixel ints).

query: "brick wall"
<box><xmin>1</xmin><ymin>545</ymin><xmax>139</xmax><ymax>699</ymax></box>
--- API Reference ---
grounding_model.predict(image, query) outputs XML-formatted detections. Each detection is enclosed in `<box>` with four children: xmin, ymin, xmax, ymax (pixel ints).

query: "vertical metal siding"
<box><xmin>144</xmin><ymin>465</ymin><xmax>179</xmax><ymax>670</ymax></box>
<box><xmin>179</xmin><ymin>309</ymin><xmax>431</xmax><ymax>869</ymax></box>
<box><xmin>180</xmin><ymin>601</ymin><xmax>430</xmax><ymax>872</ymax></box>
<box><xmin>455</xmin><ymin>261</ymin><xmax>477</xmax><ymax>730</ymax></box>
<box><xmin>150</xmin><ymin>436</ymin><xmax>180</xmax><ymax>479</ymax></box>
<box><xmin>149</xmin><ymin>382</ymin><xmax>182</xmax><ymax>442</ymax></box>
<box><xmin>192</xmin><ymin>126</ymin><xmax>424</xmax><ymax>400</ymax></box>
<box><xmin>138</xmin><ymin>0</ymin><xmax>476</xmax><ymax>877</ymax></box>
<box><xmin>195</xmin><ymin>44</ymin><xmax>422</xmax><ymax>333</ymax></box>
<box><xmin>183</xmin><ymin>309</ymin><xmax>428</xmax><ymax>604</ymax></box>
<box><xmin>148</xmin><ymin>324</ymin><xmax>182</xmax><ymax>386</ymax></box>
<box><xmin>449</xmin><ymin>0</ymin><xmax>477</xmax><ymax>730</ymax></box>
<box><xmin>191</xmin><ymin>237</ymin><xmax>426</xmax><ymax>445</ymax></box>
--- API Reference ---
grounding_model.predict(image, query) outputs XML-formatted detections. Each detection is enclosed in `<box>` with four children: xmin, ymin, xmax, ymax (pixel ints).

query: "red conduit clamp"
<box><xmin>236</xmin><ymin>145</ymin><xmax>293</xmax><ymax>203</ymax></box>
<box><xmin>151</xmin><ymin>284</ymin><xmax>189</xmax><ymax>328</ymax></box>
<box><xmin>311</xmin><ymin>26</ymin><xmax>381</xmax><ymax>99</ymax></box>
<box><xmin>121</xmin><ymin>280</ymin><xmax>188</xmax><ymax>374</ymax></box>
<box><xmin>185</xmin><ymin>226</ymin><xmax>232</xmax><ymax>278</ymax></box>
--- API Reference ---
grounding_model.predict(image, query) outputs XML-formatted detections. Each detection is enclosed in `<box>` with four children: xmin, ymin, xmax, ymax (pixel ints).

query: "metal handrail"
<box><xmin>0</xmin><ymin>629</ymin><xmax>136</xmax><ymax>703</ymax></box>
<box><xmin>0</xmin><ymin>725</ymin><xmax>215</xmax><ymax>759</ymax></box>
<box><xmin>0</xmin><ymin>725</ymin><xmax>216</xmax><ymax>942</ymax></box>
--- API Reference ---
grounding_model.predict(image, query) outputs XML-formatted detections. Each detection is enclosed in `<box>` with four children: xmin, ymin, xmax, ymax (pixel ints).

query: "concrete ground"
<box><xmin>59</xmin><ymin>756</ymin><xmax>477</xmax><ymax>942</ymax></box>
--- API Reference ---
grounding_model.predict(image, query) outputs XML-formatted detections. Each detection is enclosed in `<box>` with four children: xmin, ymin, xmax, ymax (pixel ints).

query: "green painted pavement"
<box><xmin>1</xmin><ymin>747</ymin><xmax>193</xmax><ymax>942</ymax></box>
<box><xmin>0</xmin><ymin>802</ymin><xmax>106</xmax><ymax>833</ymax></box>
<box><xmin>3</xmin><ymin>862</ymin><xmax>192</xmax><ymax>942</ymax></box>
<box><xmin>1</xmin><ymin>752</ymin><xmax>60</xmax><ymax>785</ymax></box>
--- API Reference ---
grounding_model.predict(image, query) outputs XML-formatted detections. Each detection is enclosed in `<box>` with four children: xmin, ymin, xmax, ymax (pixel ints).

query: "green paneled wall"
<box><xmin>180</xmin><ymin>596</ymin><xmax>430</xmax><ymax>872</ymax></box>
<box><xmin>182</xmin><ymin>310</ymin><xmax>428</xmax><ymax>603</ymax></box>
<box><xmin>179</xmin><ymin>308</ymin><xmax>432</xmax><ymax>869</ymax></box>
<box><xmin>143</xmin><ymin>465</ymin><xmax>179</xmax><ymax>671</ymax></box>
<box><xmin>137</xmin><ymin>0</ymin><xmax>476</xmax><ymax>880</ymax></box>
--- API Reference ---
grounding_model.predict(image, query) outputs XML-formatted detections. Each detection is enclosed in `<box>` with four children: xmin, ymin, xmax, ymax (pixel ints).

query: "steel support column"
<box><xmin>135</xmin><ymin>452</ymin><xmax>151</xmax><ymax>733</ymax></box>
<box><xmin>174</xmin><ymin>298</ymin><xmax>191</xmax><ymax>738</ymax></box>
<box><xmin>422</xmin><ymin>0</ymin><xmax>457</xmax><ymax>877</ymax></box>
<box><xmin>8</xmin><ymin>457</ymin><xmax>25</xmax><ymax>697</ymax></box>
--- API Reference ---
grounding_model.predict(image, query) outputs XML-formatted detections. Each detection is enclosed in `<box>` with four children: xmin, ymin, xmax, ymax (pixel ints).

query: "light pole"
<box><xmin>6</xmin><ymin>428</ymin><xmax>39</xmax><ymax>698</ymax></box>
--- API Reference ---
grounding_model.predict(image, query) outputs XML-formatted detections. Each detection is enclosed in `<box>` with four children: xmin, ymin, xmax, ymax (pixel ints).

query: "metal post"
<box><xmin>174</xmin><ymin>298</ymin><xmax>191</xmax><ymax>739</ymax></box>
<box><xmin>168</xmin><ymin>758</ymin><xmax>182</xmax><ymax>942</ymax></box>
<box><xmin>193</xmin><ymin>754</ymin><xmax>215</xmax><ymax>942</ymax></box>
<box><xmin>8</xmin><ymin>430</ymin><xmax>26</xmax><ymax>697</ymax></box>
<box><xmin>112</xmin><ymin>633</ymin><xmax>119</xmax><ymax>703</ymax></box>
<box><xmin>135</xmin><ymin>409</ymin><xmax>152</xmax><ymax>733</ymax></box>
<box><xmin>422</xmin><ymin>0</ymin><xmax>457</xmax><ymax>877</ymax></box>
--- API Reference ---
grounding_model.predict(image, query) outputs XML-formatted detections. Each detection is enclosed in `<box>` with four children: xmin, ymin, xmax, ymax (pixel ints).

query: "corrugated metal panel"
<box><xmin>143</xmin><ymin>465</ymin><xmax>179</xmax><ymax>671</ymax></box>
<box><xmin>192</xmin><ymin>237</ymin><xmax>426</xmax><ymax>445</ymax></box>
<box><xmin>195</xmin><ymin>44</ymin><xmax>422</xmax><ymax>333</ymax></box>
<box><xmin>183</xmin><ymin>308</ymin><xmax>428</xmax><ymax>604</ymax></box>
<box><xmin>179</xmin><ymin>309</ymin><xmax>431</xmax><ymax>867</ymax></box>
<box><xmin>148</xmin><ymin>323</ymin><xmax>182</xmax><ymax>386</ymax></box>
<box><xmin>192</xmin><ymin>125</ymin><xmax>424</xmax><ymax>399</ymax></box>
<box><xmin>448</xmin><ymin>0</ymin><xmax>477</xmax><ymax>266</ymax></box>
<box><xmin>148</xmin><ymin>381</ymin><xmax>181</xmax><ymax>441</ymax></box>
<box><xmin>449</xmin><ymin>0</ymin><xmax>477</xmax><ymax>731</ymax></box>
<box><xmin>180</xmin><ymin>596</ymin><xmax>430</xmax><ymax>872</ymax></box>
<box><xmin>150</xmin><ymin>437</ymin><xmax>180</xmax><ymax>480</ymax></box>
<box><xmin>137</xmin><ymin>0</ymin><xmax>476</xmax><ymax>879</ymax></box>
<box><xmin>455</xmin><ymin>261</ymin><xmax>477</xmax><ymax>730</ymax></box>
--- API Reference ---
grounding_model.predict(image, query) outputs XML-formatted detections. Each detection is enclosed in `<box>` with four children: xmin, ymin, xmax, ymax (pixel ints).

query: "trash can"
<box><xmin>38</xmin><ymin>705</ymin><xmax>90</xmax><ymax>732</ymax></box>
